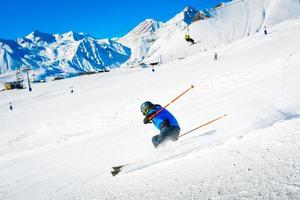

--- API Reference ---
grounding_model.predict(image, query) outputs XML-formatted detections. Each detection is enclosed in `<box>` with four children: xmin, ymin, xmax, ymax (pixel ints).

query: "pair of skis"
<box><xmin>111</xmin><ymin>114</ymin><xmax>227</xmax><ymax>176</ymax></box>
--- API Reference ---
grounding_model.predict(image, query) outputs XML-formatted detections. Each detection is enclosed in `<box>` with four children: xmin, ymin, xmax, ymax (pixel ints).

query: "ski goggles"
<box><xmin>142</xmin><ymin>108</ymin><xmax>149</xmax><ymax>116</ymax></box>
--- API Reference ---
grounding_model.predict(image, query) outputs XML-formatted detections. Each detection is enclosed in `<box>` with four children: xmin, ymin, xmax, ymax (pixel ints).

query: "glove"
<box><xmin>143</xmin><ymin>116</ymin><xmax>150</xmax><ymax>124</ymax></box>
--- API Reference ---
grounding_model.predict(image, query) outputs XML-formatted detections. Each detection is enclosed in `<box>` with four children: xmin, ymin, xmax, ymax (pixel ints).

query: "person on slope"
<box><xmin>185</xmin><ymin>34</ymin><xmax>195</xmax><ymax>45</ymax></box>
<box><xmin>214</xmin><ymin>52</ymin><xmax>218</xmax><ymax>61</ymax></box>
<box><xmin>141</xmin><ymin>101</ymin><xmax>180</xmax><ymax>148</ymax></box>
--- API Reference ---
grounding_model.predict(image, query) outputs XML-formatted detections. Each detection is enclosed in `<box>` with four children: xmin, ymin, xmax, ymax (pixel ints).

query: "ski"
<box><xmin>111</xmin><ymin>164</ymin><xmax>126</xmax><ymax>176</ymax></box>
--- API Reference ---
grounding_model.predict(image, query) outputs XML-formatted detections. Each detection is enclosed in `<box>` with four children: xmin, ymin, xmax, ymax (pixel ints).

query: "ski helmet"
<box><xmin>140</xmin><ymin>101</ymin><xmax>154</xmax><ymax>115</ymax></box>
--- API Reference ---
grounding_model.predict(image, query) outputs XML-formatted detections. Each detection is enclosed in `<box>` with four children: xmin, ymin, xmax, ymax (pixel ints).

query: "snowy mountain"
<box><xmin>120</xmin><ymin>0</ymin><xmax>300</xmax><ymax>65</ymax></box>
<box><xmin>1</xmin><ymin>0</ymin><xmax>300</xmax><ymax>81</ymax></box>
<box><xmin>118</xmin><ymin>6</ymin><xmax>206</xmax><ymax>66</ymax></box>
<box><xmin>118</xmin><ymin>19</ymin><xmax>164</xmax><ymax>66</ymax></box>
<box><xmin>0</xmin><ymin>39</ymin><xmax>29</xmax><ymax>73</ymax></box>
<box><xmin>0</xmin><ymin>30</ymin><xmax>131</xmax><ymax>80</ymax></box>
<box><xmin>165</xmin><ymin>6</ymin><xmax>208</xmax><ymax>27</ymax></box>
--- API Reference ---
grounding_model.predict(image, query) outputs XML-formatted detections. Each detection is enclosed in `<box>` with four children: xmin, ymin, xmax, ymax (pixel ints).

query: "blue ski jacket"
<box><xmin>147</xmin><ymin>105</ymin><xmax>180</xmax><ymax>130</ymax></box>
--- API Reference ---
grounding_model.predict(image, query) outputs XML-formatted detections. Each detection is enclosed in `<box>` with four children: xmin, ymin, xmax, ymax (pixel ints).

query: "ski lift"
<box><xmin>16</xmin><ymin>69</ymin><xmax>24</xmax><ymax>81</ymax></box>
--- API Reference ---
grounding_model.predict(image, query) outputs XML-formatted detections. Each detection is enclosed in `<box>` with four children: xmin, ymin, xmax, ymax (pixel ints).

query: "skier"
<box><xmin>185</xmin><ymin>34</ymin><xmax>195</xmax><ymax>45</ymax></box>
<box><xmin>264</xmin><ymin>26</ymin><xmax>268</xmax><ymax>35</ymax></box>
<box><xmin>9</xmin><ymin>102</ymin><xmax>13</xmax><ymax>111</ymax></box>
<box><xmin>141</xmin><ymin>101</ymin><xmax>180</xmax><ymax>148</ymax></box>
<box><xmin>214</xmin><ymin>52</ymin><xmax>218</xmax><ymax>60</ymax></box>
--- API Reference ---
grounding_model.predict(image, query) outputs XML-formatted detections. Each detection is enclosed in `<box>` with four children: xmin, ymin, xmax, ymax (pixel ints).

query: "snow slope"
<box><xmin>0</xmin><ymin>9</ymin><xmax>300</xmax><ymax>199</ymax></box>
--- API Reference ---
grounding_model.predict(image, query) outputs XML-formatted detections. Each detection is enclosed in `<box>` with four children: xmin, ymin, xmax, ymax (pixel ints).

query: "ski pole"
<box><xmin>149</xmin><ymin>85</ymin><xmax>195</xmax><ymax>120</ymax></box>
<box><xmin>179</xmin><ymin>114</ymin><xmax>227</xmax><ymax>138</ymax></box>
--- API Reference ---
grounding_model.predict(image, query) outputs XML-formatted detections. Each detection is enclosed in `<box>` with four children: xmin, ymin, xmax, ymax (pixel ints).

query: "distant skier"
<box><xmin>214</xmin><ymin>52</ymin><xmax>218</xmax><ymax>60</ymax></box>
<box><xmin>141</xmin><ymin>101</ymin><xmax>180</xmax><ymax>148</ymax></box>
<box><xmin>264</xmin><ymin>26</ymin><xmax>268</xmax><ymax>35</ymax></box>
<box><xmin>9</xmin><ymin>102</ymin><xmax>13</xmax><ymax>111</ymax></box>
<box><xmin>185</xmin><ymin>34</ymin><xmax>195</xmax><ymax>45</ymax></box>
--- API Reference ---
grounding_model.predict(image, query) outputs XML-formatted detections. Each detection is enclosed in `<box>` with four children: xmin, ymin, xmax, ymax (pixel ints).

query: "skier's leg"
<box><xmin>167</xmin><ymin>126</ymin><xmax>180</xmax><ymax>141</ymax></box>
<box><xmin>152</xmin><ymin>129</ymin><xmax>169</xmax><ymax>148</ymax></box>
<box><xmin>160</xmin><ymin>126</ymin><xmax>181</xmax><ymax>142</ymax></box>
<box><xmin>152</xmin><ymin>126</ymin><xmax>181</xmax><ymax>148</ymax></box>
<box><xmin>152</xmin><ymin>135</ymin><xmax>161</xmax><ymax>148</ymax></box>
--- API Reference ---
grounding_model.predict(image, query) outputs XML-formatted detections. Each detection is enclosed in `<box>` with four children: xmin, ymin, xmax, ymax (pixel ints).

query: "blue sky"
<box><xmin>0</xmin><ymin>0</ymin><xmax>230</xmax><ymax>40</ymax></box>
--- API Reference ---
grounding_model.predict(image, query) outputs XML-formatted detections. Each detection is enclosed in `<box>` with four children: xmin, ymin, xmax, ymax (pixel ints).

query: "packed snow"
<box><xmin>0</xmin><ymin>0</ymin><xmax>300</xmax><ymax>199</ymax></box>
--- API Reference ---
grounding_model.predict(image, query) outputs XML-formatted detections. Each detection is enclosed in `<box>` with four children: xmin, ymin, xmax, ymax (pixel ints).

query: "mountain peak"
<box><xmin>182</xmin><ymin>6</ymin><xmax>198</xmax><ymax>13</ymax></box>
<box><xmin>121</xmin><ymin>18</ymin><xmax>163</xmax><ymax>40</ymax></box>
<box><xmin>166</xmin><ymin>6</ymin><xmax>200</xmax><ymax>26</ymax></box>
<box><xmin>180</xmin><ymin>6</ymin><xmax>200</xmax><ymax>24</ymax></box>
<box><xmin>25</xmin><ymin>30</ymin><xmax>56</xmax><ymax>44</ymax></box>
<box><xmin>59</xmin><ymin>31</ymin><xmax>85</xmax><ymax>41</ymax></box>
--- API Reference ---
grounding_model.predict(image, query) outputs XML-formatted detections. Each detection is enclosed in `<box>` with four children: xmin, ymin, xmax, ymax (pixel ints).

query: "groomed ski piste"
<box><xmin>1</xmin><ymin>0</ymin><xmax>300</xmax><ymax>199</ymax></box>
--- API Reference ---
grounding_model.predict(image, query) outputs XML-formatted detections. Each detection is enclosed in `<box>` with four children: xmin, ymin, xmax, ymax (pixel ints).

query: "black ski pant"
<box><xmin>152</xmin><ymin>126</ymin><xmax>180</xmax><ymax>148</ymax></box>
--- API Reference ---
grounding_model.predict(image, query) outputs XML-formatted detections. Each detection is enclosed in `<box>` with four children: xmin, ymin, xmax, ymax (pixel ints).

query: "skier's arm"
<box><xmin>143</xmin><ymin>109</ymin><xmax>158</xmax><ymax>124</ymax></box>
<box><xmin>143</xmin><ymin>116</ymin><xmax>151</xmax><ymax>124</ymax></box>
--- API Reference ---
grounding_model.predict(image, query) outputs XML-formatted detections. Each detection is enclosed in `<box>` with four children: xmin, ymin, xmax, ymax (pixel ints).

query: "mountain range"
<box><xmin>1</xmin><ymin>0</ymin><xmax>300</xmax><ymax>81</ymax></box>
<box><xmin>0</xmin><ymin>30</ymin><xmax>131</xmax><ymax>80</ymax></box>
<box><xmin>0</xmin><ymin>5</ymin><xmax>209</xmax><ymax>81</ymax></box>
